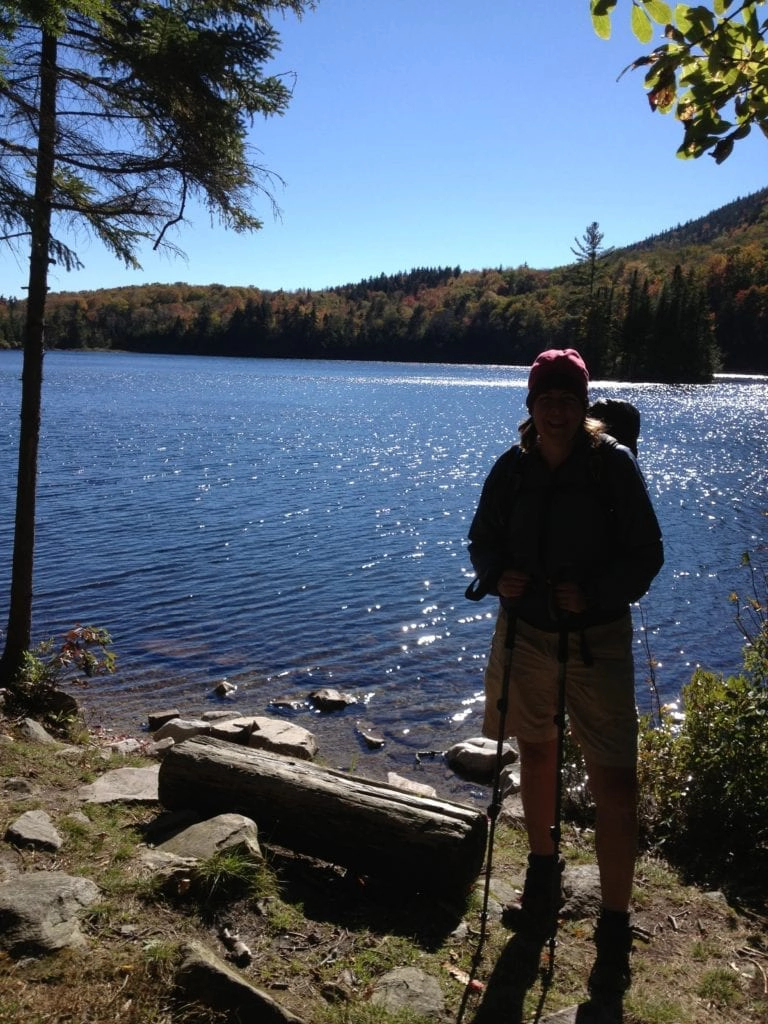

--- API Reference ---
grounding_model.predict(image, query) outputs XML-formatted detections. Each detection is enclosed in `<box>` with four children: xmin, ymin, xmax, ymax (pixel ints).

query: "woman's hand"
<box><xmin>497</xmin><ymin>569</ymin><xmax>531</xmax><ymax>600</ymax></box>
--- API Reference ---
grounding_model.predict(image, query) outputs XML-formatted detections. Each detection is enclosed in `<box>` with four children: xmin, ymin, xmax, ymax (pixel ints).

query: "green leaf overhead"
<box><xmin>632</xmin><ymin>3</ymin><xmax>655</xmax><ymax>42</ymax></box>
<box><xmin>591</xmin><ymin>0</ymin><xmax>618</xmax><ymax>39</ymax></box>
<box><xmin>646</xmin><ymin>0</ymin><xmax>673</xmax><ymax>21</ymax></box>
<box><xmin>593</xmin><ymin>0</ymin><xmax>768</xmax><ymax>161</ymax></box>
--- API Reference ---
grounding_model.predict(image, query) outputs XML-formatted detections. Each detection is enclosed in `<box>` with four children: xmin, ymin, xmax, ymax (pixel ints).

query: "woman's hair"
<box><xmin>518</xmin><ymin>415</ymin><xmax>605</xmax><ymax>452</ymax></box>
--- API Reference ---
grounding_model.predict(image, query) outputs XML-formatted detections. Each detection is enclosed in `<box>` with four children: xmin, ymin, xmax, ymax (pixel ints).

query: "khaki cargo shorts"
<box><xmin>482</xmin><ymin>607</ymin><xmax>638</xmax><ymax>768</ymax></box>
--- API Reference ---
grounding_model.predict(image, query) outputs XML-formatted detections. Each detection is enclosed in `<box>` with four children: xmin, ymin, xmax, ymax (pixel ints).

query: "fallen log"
<box><xmin>158</xmin><ymin>735</ymin><xmax>488</xmax><ymax>894</ymax></box>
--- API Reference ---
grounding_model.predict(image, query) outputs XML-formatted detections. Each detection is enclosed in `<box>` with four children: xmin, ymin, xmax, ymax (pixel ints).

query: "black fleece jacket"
<box><xmin>467</xmin><ymin>434</ymin><xmax>664</xmax><ymax>632</ymax></box>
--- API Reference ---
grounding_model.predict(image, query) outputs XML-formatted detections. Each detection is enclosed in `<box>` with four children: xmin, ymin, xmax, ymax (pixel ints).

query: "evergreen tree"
<box><xmin>617</xmin><ymin>269</ymin><xmax>653</xmax><ymax>379</ymax></box>
<box><xmin>571</xmin><ymin>221</ymin><xmax>612</xmax><ymax>296</ymax></box>
<box><xmin>0</xmin><ymin>0</ymin><xmax>315</xmax><ymax>686</ymax></box>
<box><xmin>569</xmin><ymin>221</ymin><xmax>614</xmax><ymax>368</ymax></box>
<box><xmin>650</xmin><ymin>266</ymin><xmax>719</xmax><ymax>382</ymax></box>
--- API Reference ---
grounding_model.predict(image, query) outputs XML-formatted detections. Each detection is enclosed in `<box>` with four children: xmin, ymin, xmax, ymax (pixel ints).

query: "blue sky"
<box><xmin>3</xmin><ymin>0</ymin><xmax>767</xmax><ymax>299</ymax></box>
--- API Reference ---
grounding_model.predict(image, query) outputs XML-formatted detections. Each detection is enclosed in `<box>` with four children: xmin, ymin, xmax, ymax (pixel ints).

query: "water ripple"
<box><xmin>1</xmin><ymin>353</ymin><xmax>766</xmax><ymax>802</ymax></box>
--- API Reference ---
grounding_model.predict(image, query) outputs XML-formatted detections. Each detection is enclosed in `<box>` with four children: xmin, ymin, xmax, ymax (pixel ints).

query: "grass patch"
<box><xmin>697</xmin><ymin>966</ymin><xmax>745</xmax><ymax>1009</ymax></box>
<box><xmin>1</xmin><ymin>716</ymin><xmax>767</xmax><ymax>1023</ymax></box>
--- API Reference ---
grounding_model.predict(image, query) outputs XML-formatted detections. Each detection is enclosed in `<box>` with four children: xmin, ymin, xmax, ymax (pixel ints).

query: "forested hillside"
<box><xmin>2</xmin><ymin>188</ymin><xmax>768</xmax><ymax>381</ymax></box>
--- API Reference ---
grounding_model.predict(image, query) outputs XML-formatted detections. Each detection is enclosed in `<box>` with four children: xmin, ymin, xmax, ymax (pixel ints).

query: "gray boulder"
<box><xmin>146</xmin><ymin>708</ymin><xmax>181</xmax><ymax>731</ymax></box>
<box><xmin>176</xmin><ymin>940</ymin><xmax>306</xmax><ymax>1022</ymax></box>
<box><xmin>370</xmin><ymin>965</ymin><xmax>445</xmax><ymax>1019</ymax></box>
<box><xmin>208</xmin><ymin>716</ymin><xmax>318</xmax><ymax>760</ymax></box>
<box><xmin>0</xmin><ymin>871</ymin><xmax>100</xmax><ymax>953</ymax></box>
<box><xmin>17</xmin><ymin>717</ymin><xmax>58</xmax><ymax>745</ymax></box>
<box><xmin>78</xmin><ymin>765</ymin><xmax>160</xmax><ymax>804</ymax></box>
<box><xmin>156</xmin><ymin>812</ymin><xmax>262</xmax><ymax>862</ymax></box>
<box><xmin>561</xmin><ymin>862</ymin><xmax>602</xmax><ymax>920</ymax></box>
<box><xmin>5</xmin><ymin>808</ymin><xmax>63</xmax><ymax>852</ymax></box>
<box><xmin>446</xmin><ymin>736</ymin><xmax>518</xmax><ymax>780</ymax></box>
<box><xmin>153</xmin><ymin>718</ymin><xmax>211</xmax><ymax>743</ymax></box>
<box><xmin>3</xmin><ymin>776</ymin><xmax>37</xmax><ymax>797</ymax></box>
<box><xmin>308</xmin><ymin>688</ymin><xmax>357</xmax><ymax>711</ymax></box>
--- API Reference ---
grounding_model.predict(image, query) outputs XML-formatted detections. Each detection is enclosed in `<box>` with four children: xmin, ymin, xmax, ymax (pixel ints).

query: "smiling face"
<box><xmin>531</xmin><ymin>388</ymin><xmax>585</xmax><ymax>459</ymax></box>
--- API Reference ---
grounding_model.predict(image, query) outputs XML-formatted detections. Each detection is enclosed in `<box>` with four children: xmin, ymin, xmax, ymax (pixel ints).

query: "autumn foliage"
<box><xmin>3</xmin><ymin>188</ymin><xmax>768</xmax><ymax>380</ymax></box>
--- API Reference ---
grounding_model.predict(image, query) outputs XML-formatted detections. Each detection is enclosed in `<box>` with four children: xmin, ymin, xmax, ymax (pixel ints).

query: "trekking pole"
<box><xmin>478</xmin><ymin>606</ymin><xmax>517</xmax><ymax>944</ymax></box>
<box><xmin>456</xmin><ymin>604</ymin><xmax>518</xmax><ymax>1024</ymax></box>
<box><xmin>548</xmin><ymin>613</ymin><xmax>569</xmax><ymax>967</ymax></box>
<box><xmin>456</xmin><ymin>605</ymin><xmax>516</xmax><ymax>1021</ymax></box>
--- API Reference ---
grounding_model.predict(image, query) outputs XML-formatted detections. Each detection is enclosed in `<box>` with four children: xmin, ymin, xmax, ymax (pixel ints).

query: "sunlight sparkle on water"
<box><xmin>452</xmin><ymin>708</ymin><xmax>474</xmax><ymax>723</ymax></box>
<box><xmin>3</xmin><ymin>353</ymin><xmax>765</xmax><ymax>790</ymax></box>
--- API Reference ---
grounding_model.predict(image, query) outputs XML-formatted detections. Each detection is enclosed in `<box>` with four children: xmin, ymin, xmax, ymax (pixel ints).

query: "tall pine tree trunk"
<box><xmin>0</xmin><ymin>30</ymin><xmax>57</xmax><ymax>687</ymax></box>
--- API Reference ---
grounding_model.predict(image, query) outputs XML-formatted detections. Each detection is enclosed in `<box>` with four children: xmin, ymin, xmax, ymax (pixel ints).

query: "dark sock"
<box><xmin>527</xmin><ymin>852</ymin><xmax>558</xmax><ymax>873</ymax></box>
<box><xmin>598</xmin><ymin>908</ymin><xmax>630</xmax><ymax>932</ymax></box>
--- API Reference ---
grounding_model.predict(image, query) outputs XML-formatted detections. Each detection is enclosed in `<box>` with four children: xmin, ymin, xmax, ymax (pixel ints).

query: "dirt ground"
<box><xmin>1</xmin><ymin>719</ymin><xmax>767</xmax><ymax>1023</ymax></box>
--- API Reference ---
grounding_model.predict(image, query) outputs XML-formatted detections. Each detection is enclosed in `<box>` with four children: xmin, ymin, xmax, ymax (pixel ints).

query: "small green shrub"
<box><xmin>6</xmin><ymin>625</ymin><xmax>115</xmax><ymax>735</ymax></box>
<box><xmin>731</xmin><ymin>551</ymin><xmax>768</xmax><ymax>681</ymax></box>
<box><xmin>638</xmin><ymin>553</ymin><xmax>768</xmax><ymax>895</ymax></box>
<box><xmin>20</xmin><ymin>625</ymin><xmax>116</xmax><ymax>690</ymax></box>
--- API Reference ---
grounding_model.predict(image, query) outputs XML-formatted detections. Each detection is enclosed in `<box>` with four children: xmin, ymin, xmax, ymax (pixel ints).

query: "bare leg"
<box><xmin>585</xmin><ymin>760</ymin><xmax>638</xmax><ymax>912</ymax></box>
<box><xmin>517</xmin><ymin>737</ymin><xmax>559</xmax><ymax>855</ymax></box>
<box><xmin>504</xmin><ymin>737</ymin><xmax>563</xmax><ymax>942</ymax></box>
<box><xmin>586</xmin><ymin>761</ymin><xmax>637</xmax><ymax>1001</ymax></box>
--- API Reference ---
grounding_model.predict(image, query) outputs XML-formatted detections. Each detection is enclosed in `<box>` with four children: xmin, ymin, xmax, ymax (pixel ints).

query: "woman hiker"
<box><xmin>467</xmin><ymin>348</ymin><xmax>664</xmax><ymax>1006</ymax></box>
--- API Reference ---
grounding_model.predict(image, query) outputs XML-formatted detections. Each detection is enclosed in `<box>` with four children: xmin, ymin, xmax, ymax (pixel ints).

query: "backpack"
<box><xmin>464</xmin><ymin>398</ymin><xmax>642</xmax><ymax>601</ymax></box>
<box><xmin>588</xmin><ymin>398</ymin><xmax>640</xmax><ymax>456</ymax></box>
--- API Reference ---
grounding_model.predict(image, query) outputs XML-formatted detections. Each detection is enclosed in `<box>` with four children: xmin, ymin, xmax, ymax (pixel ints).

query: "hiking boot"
<box><xmin>501</xmin><ymin>853</ymin><xmax>564</xmax><ymax>944</ymax></box>
<box><xmin>588</xmin><ymin>909</ymin><xmax>633</xmax><ymax>1004</ymax></box>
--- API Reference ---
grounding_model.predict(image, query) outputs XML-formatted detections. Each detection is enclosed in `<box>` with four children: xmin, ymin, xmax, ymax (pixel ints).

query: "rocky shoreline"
<box><xmin>0</xmin><ymin>705</ymin><xmax>524</xmax><ymax>1022</ymax></box>
<box><xmin>2</xmin><ymin>703</ymin><xmax>766</xmax><ymax>1024</ymax></box>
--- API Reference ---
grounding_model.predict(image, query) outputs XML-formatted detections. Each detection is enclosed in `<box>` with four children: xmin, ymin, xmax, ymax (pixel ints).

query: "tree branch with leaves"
<box><xmin>591</xmin><ymin>0</ymin><xmax>768</xmax><ymax>162</ymax></box>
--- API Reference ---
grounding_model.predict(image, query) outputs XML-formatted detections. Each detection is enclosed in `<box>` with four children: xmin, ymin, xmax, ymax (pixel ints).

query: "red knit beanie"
<box><xmin>526</xmin><ymin>348</ymin><xmax>589</xmax><ymax>411</ymax></box>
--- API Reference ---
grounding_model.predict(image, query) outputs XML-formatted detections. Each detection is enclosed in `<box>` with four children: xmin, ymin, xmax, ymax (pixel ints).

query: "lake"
<box><xmin>0</xmin><ymin>351</ymin><xmax>766</xmax><ymax>801</ymax></box>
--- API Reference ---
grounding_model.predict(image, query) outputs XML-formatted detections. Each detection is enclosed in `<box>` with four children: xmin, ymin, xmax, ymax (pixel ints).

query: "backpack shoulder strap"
<box><xmin>501</xmin><ymin>442</ymin><xmax>524</xmax><ymax>490</ymax></box>
<box><xmin>588</xmin><ymin>434</ymin><xmax>638</xmax><ymax>516</ymax></box>
<box><xmin>589</xmin><ymin>434</ymin><xmax>617</xmax><ymax>481</ymax></box>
